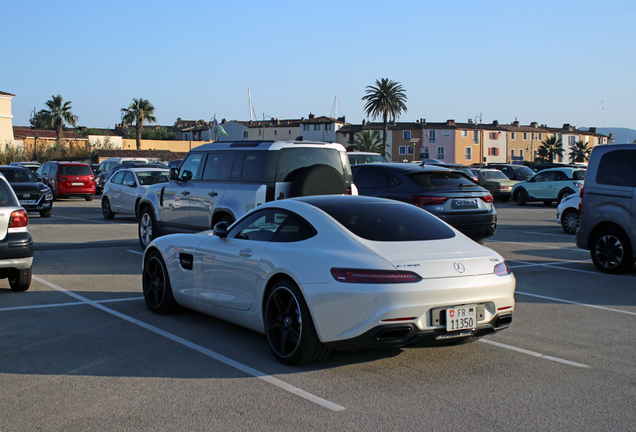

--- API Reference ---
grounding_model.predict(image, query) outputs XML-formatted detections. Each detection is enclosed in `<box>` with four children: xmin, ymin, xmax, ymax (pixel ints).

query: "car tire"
<box><xmin>558</xmin><ymin>188</ymin><xmax>574</xmax><ymax>203</ymax></box>
<box><xmin>515</xmin><ymin>189</ymin><xmax>528</xmax><ymax>206</ymax></box>
<box><xmin>8</xmin><ymin>266</ymin><xmax>32</xmax><ymax>292</ymax></box>
<box><xmin>543</xmin><ymin>200</ymin><xmax>552</xmax><ymax>206</ymax></box>
<box><xmin>85</xmin><ymin>195</ymin><xmax>94</xmax><ymax>202</ymax></box>
<box><xmin>142</xmin><ymin>250</ymin><xmax>178</xmax><ymax>314</ymax></box>
<box><xmin>591</xmin><ymin>228</ymin><xmax>635</xmax><ymax>274</ymax></box>
<box><xmin>264</xmin><ymin>278</ymin><xmax>330</xmax><ymax>365</ymax></box>
<box><xmin>561</xmin><ymin>209</ymin><xmax>580</xmax><ymax>234</ymax></box>
<box><xmin>40</xmin><ymin>209</ymin><xmax>52</xmax><ymax>217</ymax></box>
<box><xmin>102</xmin><ymin>197</ymin><xmax>115</xmax><ymax>220</ymax></box>
<box><xmin>289</xmin><ymin>165</ymin><xmax>347</xmax><ymax>198</ymax></box>
<box><xmin>139</xmin><ymin>207</ymin><xmax>160</xmax><ymax>249</ymax></box>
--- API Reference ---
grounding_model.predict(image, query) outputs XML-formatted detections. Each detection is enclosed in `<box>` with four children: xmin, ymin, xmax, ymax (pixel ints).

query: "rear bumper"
<box><xmin>0</xmin><ymin>232</ymin><xmax>34</xmax><ymax>269</ymax></box>
<box><xmin>323</xmin><ymin>313</ymin><xmax>512</xmax><ymax>351</ymax></box>
<box><xmin>440</xmin><ymin>211</ymin><xmax>497</xmax><ymax>241</ymax></box>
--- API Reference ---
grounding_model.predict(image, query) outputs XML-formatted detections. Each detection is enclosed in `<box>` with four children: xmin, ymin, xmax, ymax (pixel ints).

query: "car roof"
<box><xmin>352</xmin><ymin>162</ymin><xmax>451</xmax><ymax>174</ymax></box>
<box><xmin>191</xmin><ymin>140</ymin><xmax>346</xmax><ymax>152</ymax></box>
<box><xmin>123</xmin><ymin>167</ymin><xmax>169</xmax><ymax>172</ymax></box>
<box><xmin>535</xmin><ymin>167</ymin><xmax>585</xmax><ymax>174</ymax></box>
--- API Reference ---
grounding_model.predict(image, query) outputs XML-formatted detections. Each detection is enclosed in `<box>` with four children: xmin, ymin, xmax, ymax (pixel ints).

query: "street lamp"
<box><xmin>30</xmin><ymin>107</ymin><xmax>39</xmax><ymax>161</ymax></box>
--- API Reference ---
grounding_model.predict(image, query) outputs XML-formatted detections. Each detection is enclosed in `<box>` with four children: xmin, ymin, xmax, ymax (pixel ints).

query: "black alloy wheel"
<box><xmin>264</xmin><ymin>279</ymin><xmax>329</xmax><ymax>365</ymax></box>
<box><xmin>142</xmin><ymin>250</ymin><xmax>177</xmax><ymax>314</ymax></box>
<box><xmin>591</xmin><ymin>228</ymin><xmax>635</xmax><ymax>274</ymax></box>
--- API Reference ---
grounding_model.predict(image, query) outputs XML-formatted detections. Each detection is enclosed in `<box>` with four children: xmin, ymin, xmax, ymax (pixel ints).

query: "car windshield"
<box><xmin>0</xmin><ymin>180</ymin><xmax>19</xmax><ymax>207</ymax></box>
<box><xmin>348</xmin><ymin>154</ymin><xmax>387</xmax><ymax>165</ymax></box>
<box><xmin>277</xmin><ymin>148</ymin><xmax>344</xmax><ymax>182</ymax></box>
<box><xmin>513</xmin><ymin>166</ymin><xmax>535</xmax><ymax>180</ymax></box>
<box><xmin>482</xmin><ymin>170</ymin><xmax>508</xmax><ymax>180</ymax></box>
<box><xmin>573</xmin><ymin>170</ymin><xmax>586</xmax><ymax>180</ymax></box>
<box><xmin>410</xmin><ymin>172</ymin><xmax>478</xmax><ymax>188</ymax></box>
<box><xmin>313</xmin><ymin>201</ymin><xmax>456</xmax><ymax>241</ymax></box>
<box><xmin>0</xmin><ymin>168</ymin><xmax>39</xmax><ymax>183</ymax></box>
<box><xmin>60</xmin><ymin>165</ymin><xmax>92</xmax><ymax>176</ymax></box>
<box><xmin>136</xmin><ymin>171</ymin><xmax>170</xmax><ymax>185</ymax></box>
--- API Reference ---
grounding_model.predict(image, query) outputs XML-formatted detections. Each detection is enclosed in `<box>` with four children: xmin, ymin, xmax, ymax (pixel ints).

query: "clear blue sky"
<box><xmin>3</xmin><ymin>0</ymin><xmax>636</xmax><ymax>129</ymax></box>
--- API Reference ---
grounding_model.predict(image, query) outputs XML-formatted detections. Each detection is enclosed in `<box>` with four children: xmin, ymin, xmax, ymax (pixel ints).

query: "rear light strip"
<box><xmin>411</xmin><ymin>195</ymin><xmax>449</xmax><ymax>206</ymax></box>
<box><xmin>331</xmin><ymin>268</ymin><xmax>422</xmax><ymax>283</ymax></box>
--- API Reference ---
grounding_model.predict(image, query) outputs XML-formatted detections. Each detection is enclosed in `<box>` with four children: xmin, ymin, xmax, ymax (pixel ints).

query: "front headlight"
<box><xmin>42</xmin><ymin>187</ymin><xmax>53</xmax><ymax>201</ymax></box>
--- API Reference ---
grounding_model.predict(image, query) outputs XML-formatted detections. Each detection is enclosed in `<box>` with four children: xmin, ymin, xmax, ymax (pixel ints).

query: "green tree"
<box><xmin>121</xmin><ymin>98</ymin><xmax>157</xmax><ymax>150</ymax></box>
<box><xmin>538</xmin><ymin>135</ymin><xmax>564</xmax><ymax>162</ymax></box>
<box><xmin>29</xmin><ymin>110</ymin><xmax>51</xmax><ymax>129</ymax></box>
<box><xmin>362</xmin><ymin>78</ymin><xmax>407</xmax><ymax>160</ymax></box>
<box><xmin>353</xmin><ymin>130</ymin><xmax>383</xmax><ymax>153</ymax></box>
<box><xmin>569</xmin><ymin>140</ymin><xmax>590</xmax><ymax>163</ymax></box>
<box><xmin>40</xmin><ymin>95</ymin><xmax>78</xmax><ymax>142</ymax></box>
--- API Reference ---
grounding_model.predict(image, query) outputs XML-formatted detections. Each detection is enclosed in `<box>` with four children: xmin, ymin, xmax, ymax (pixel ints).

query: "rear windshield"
<box><xmin>136</xmin><ymin>171</ymin><xmax>170</xmax><ymax>185</ymax></box>
<box><xmin>314</xmin><ymin>201</ymin><xmax>456</xmax><ymax>241</ymax></box>
<box><xmin>572</xmin><ymin>170</ymin><xmax>586</xmax><ymax>181</ymax></box>
<box><xmin>60</xmin><ymin>165</ymin><xmax>92</xmax><ymax>176</ymax></box>
<box><xmin>411</xmin><ymin>172</ymin><xmax>477</xmax><ymax>188</ymax></box>
<box><xmin>482</xmin><ymin>170</ymin><xmax>508</xmax><ymax>180</ymax></box>
<box><xmin>276</xmin><ymin>148</ymin><xmax>344</xmax><ymax>182</ymax></box>
<box><xmin>0</xmin><ymin>179</ymin><xmax>18</xmax><ymax>207</ymax></box>
<box><xmin>349</xmin><ymin>154</ymin><xmax>387</xmax><ymax>165</ymax></box>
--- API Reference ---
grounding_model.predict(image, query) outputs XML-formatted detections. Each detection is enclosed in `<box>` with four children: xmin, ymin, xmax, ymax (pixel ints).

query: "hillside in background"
<box><xmin>581</xmin><ymin>127</ymin><xmax>636</xmax><ymax>144</ymax></box>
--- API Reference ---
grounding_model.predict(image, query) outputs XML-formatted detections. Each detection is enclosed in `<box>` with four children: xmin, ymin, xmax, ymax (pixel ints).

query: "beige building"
<box><xmin>0</xmin><ymin>91</ymin><xmax>16</xmax><ymax>149</ymax></box>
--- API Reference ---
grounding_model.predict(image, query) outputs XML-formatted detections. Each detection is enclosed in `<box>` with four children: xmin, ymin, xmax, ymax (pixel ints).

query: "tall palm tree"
<box><xmin>40</xmin><ymin>95</ymin><xmax>78</xmax><ymax>142</ymax></box>
<box><xmin>121</xmin><ymin>98</ymin><xmax>156</xmax><ymax>150</ymax></box>
<box><xmin>362</xmin><ymin>78</ymin><xmax>407</xmax><ymax>160</ymax></box>
<box><xmin>538</xmin><ymin>135</ymin><xmax>564</xmax><ymax>162</ymax></box>
<box><xmin>353</xmin><ymin>130</ymin><xmax>383</xmax><ymax>153</ymax></box>
<box><xmin>569</xmin><ymin>140</ymin><xmax>591</xmax><ymax>163</ymax></box>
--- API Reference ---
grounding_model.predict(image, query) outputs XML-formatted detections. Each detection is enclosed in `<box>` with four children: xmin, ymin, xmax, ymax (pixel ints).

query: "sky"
<box><xmin>3</xmin><ymin>0</ymin><xmax>636</xmax><ymax>130</ymax></box>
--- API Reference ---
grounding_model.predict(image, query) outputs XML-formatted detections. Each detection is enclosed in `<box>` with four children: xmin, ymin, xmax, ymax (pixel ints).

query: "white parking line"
<box><xmin>127</xmin><ymin>250</ymin><xmax>144</xmax><ymax>255</ymax></box>
<box><xmin>508</xmin><ymin>259</ymin><xmax>636</xmax><ymax>279</ymax></box>
<box><xmin>31</xmin><ymin>276</ymin><xmax>346</xmax><ymax>412</ymax></box>
<box><xmin>486</xmin><ymin>239</ymin><xmax>586</xmax><ymax>252</ymax></box>
<box><xmin>516</xmin><ymin>291</ymin><xmax>636</xmax><ymax>316</ymax></box>
<box><xmin>0</xmin><ymin>297</ymin><xmax>143</xmax><ymax>312</ymax></box>
<box><xmin>508</xmin><ymin>258</ymin><xmax>592</xmax><ymax>269</ymax></box>
<box><xmin>51</xmin><ymin>215</ymin><xmax>137</xmax><ymax>226</ymax></box>
<box><xmin>479</xmin><ymin>339</ymin><xmax>590</xmax><ymax>368</ymax></box>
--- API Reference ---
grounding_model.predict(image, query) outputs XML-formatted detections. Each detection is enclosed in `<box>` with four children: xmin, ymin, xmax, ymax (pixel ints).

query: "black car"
<box><xmin>0</xmin><ymin>166</ymin><xmax>53</xmax><ymax>217</ymax></box>
<box><xmin>486</xmin><ymin>164</ymin><xmax>535</xmax><ymax>181</ymax></box>
<box><xmin>351</xmin><ymin>163</ymin><xmax>497</xmax><ymax>243</ymax></box>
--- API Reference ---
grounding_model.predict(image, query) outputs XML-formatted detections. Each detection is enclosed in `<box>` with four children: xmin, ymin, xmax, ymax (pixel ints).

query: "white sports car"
<box><xmin>142</xmin><ymin>195</ymin><xmax>515</xmax><ymax>365</ymax></box>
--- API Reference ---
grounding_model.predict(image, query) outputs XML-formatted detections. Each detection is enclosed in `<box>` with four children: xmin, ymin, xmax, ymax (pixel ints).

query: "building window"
<box><xmin>461</xmin><ymin>130</ymin><xmax>468</xmax><ymax>137</ymax></box>
<box><xmin>442</xmin><ymin>130</ymin><xmax>450</xmax><ymax>137</ymax></box>
<box><xmin>437</xmin><ymin>147</ymin><xmax>445</xmax><ymax>159</ymax></box>
<box><xmin>531</xmin><ymin>133</ymin><xmax>535</xmax><ymax>140</ymax></box>
<box><xmin>274</xmin><ymin>130</ymin><xmax>277</xmax><ymax>135</ymax></box>
<box><xmin>511</xmin><ymin>149</ymin><xmax>515</xmax><ymax>157</ymax></box>
<box><xmin>258</xmin><ymin>130</ymin><xmax>261</xmax><ymax>136</ymax></box>
<box><xmin>465</xmin><ymin>147</ymin><xmax>472</xmax><ymax>160</ymax></box>
<box><xmin>243</xmin><ymin>131</ymin><xmax>248</xmax><ymax>139</ymax></box>
<box><xmin>473</xmin><ymin>130</ymin><xmax>479</xmax><ymax>144</ymax></box>
<box><xmin>407</xmin><ymin>146</ymin><xmax>414</xmax><ymax>155</ymax></box>
<box><xmin>511</xmin><ymin>132</ymin><xmax>516</xmax><ymax>140</ymax></box>
<box><xmin>539</xmin><ymin>133</ymin><xmax>543</xmax><ymax>140</ymax></box>
<box><xmin>399</xmin><ymin>146</ymin><xmax>406</xmax><ymax>155</ymax></box>
<box><xmin>289</xmin><ymin>130</ymin><xmax>292</xmax><ymax>135</ymax></box>
<box><xmin>325</xmin><ymin>124</ymin><xmax>331</xmax><ymax>132</ymax></box>
<box><xmin>429</xmin><ymin>130</ymin><xmax>436</xmax><ymax>143</ymax></box>
<box><xmin>488</xmin><ymin>147</ymin><xmax>499</xmax><ymax>156</ymax></box>
<box><xmin>523</xmin><ymin>132</ymin><xmax>528</xmax><ymax>140</ymax></box>
<box><xmin>520</xmin><ymin>149</ymin><xmax>524</xmax><ymax>158</ymax></box>
<box><xmin>403</xmin><ymin>130</ymin><xmax>411</xmax><ymax>140</ymax></box>
<box><xmin>489</xmin><ymin>132</ymin><xmax>497</xmax><ymax>140</ymax></box>
<box><xmin>568</xmin><ymin>136</ymin><xmax>576</xmax><ymax>146</ymax></box>
<box><xmin>314</xmin><ymin>124</ymin><xmax>320</xmax><ymax>131</ymax></box>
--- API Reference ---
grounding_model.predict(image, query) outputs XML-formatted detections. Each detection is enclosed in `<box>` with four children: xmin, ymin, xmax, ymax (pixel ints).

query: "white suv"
<box><xmin>137</xmin><ymin>140</ymin><xmax>356</xmax><ymax>248</ymax></box>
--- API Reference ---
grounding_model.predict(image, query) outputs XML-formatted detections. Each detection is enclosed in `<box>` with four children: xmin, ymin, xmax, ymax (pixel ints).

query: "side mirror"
<box><xmin>169</xmin><ymin>168</ymin><xmax>178</xmax><ymax>181</ymax></box>
<box><xmin>213</xmin><ymin>221</ymin><xmax>229</xmax><ymax>238</ymax></box>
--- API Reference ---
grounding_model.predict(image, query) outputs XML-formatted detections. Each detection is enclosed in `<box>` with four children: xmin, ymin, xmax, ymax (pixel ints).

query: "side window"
<box><xmin>230</xmin><ymin>152</ymin><xmax>265</xmax><ymax>182</ymax></box>
<box><xmin>229</xmin><ymin>209</ymin><xmax>281</xmax><ymax>242</ymax></box>
<box><xmin>271</xmin><ymin>213</ymin><xmax>317</xmax><ymax>243</ymax></box>
<box><xmin>179</xmin><ymin>153</ymin><xmax>204</xmax><ymax>181</ymax></box>
<box><xmin>111</xmin><ymin>171</ymin><xmax>125</xmax><ymax>185</ymax></box>
<box><xmin>386</xmin><ymin>171</ymin><xmax>402</xmax><ymax>188</ymax></box>
<box><xmin>534</xmin><ymin>171</ymin><xmax>555</xmax><ymax>182</ymax></box>
<box><xmin>202</xmin><ymin>152</ymin><xmax>234</xmax><ymax>181</ymax></box>
<box><xmin>596</xmin><ymin>150</ymin><xmax>636</xmax><ymax>187</ymax></box>
<box><xmin>554</xmin><ymin>171</ymin><xmax>569</xmax><ymax>181</ymax></box>
<box><xmin>357</xmin><ymin>168</ymin><xmax>389</xmax><ymax>188</ymax></box>
<box><xmin>123</xmin><ymin>171</ymin><xmax>136</xmax><ymax>186</ymax></box>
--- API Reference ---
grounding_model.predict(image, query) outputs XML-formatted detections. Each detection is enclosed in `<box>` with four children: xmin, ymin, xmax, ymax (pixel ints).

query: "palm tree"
<box><xmin>121</xmin><ymin>98</ymin><xmax>156</xmax><ymax>150</ymax></box>
<box><xmin>40</xmin><ymin>95</ymin><xmax>78</xmax><ymax>142</ymax></box>
<box><xmin>353</xmin><ymin>130</ymin><xmax>383</xmax><ymax>153</ymax></box>
<box><xmin>538</xmin><ymin>135</ymin><xmax>564</xmax><ymax>162</ymax></box>
<box><xmin>569</xmin><ymin>140</ymin><xmax>591</xmax><ymax>163</ymax></box>
<box><xmin>362</xmin><ymin>78</ymin><xmax>407</xmax><ymax>160</ymax></box>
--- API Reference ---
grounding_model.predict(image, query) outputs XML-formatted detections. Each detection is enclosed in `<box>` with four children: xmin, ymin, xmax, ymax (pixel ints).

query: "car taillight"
<box><xmin>331</xmin><ymin>268</ymin><xmax>422</xmax><ymax>283</ymax></box>
<box><xmin>411</xmin><ymin>195</ymin><xmax>449</xmax><ymax>206</ymax></box>
<box><xmin>494</xmin><ymin>261</ymin><xmax>511</xmax><ymax>276</ymax></box>
<box><xmin>480</xmin><ymin>194</ymin><xmax>494</xmax><ymax>203</ymax></box>
<box><xmin>574</xmin><ymin>182</ymin><xmax>583</xmax><ymax>188</ymax></box>
<box><xmin>265</xmin><ymin>186</ymin><xmax>275</xmax><ymax>202</ymax></box>
<box><xmin>578</xmin><ymin>187</ymin><xmax>583</xmax><ymax>213</ymax></box>
<box><xmin>9</xmin><ymin>209</ymin><xmax>28</xmax><ymax>228</ymax></box>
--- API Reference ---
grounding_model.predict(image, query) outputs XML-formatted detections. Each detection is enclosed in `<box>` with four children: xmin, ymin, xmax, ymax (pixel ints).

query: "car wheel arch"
<box><xmin>212</xmin><ymin>210</ymin><xmax>236</xmax><ymax>228</ymax></box>
<box><xmin>261</xmin><ymin>272</ymin><xmax>306</xmax><ymax>317</ymax></box>
<box><xmin>587</xmin><ymin>221</ymin><xmax>631</xmax><ymax>251</ymax></box>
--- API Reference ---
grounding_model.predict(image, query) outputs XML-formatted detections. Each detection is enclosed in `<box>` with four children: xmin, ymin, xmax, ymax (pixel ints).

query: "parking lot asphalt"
<box><xmin>1</xmin><ymin>198</ymin><xmax>635</xmax><ymax>431</ymax></box>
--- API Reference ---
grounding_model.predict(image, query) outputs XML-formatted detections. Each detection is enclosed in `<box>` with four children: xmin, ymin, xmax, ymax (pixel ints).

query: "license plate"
<box><xmin>452</xmin><ymin>198</ymin><xmax>477</xmax><ymax>208</ymax></box>
<box><xmin>20</xmin><ymin>200</ymin><xmax>35</xmax><ymax>205</ymax></box>
<box><xmin>446</xmin><ymin>305</ymin><xmax>477</xmax><ymax>331</ymax></box>
<box><xmin>71</xmin><ymin>182</ymin><xmax>83</xmax><ymax>186</ymax></box>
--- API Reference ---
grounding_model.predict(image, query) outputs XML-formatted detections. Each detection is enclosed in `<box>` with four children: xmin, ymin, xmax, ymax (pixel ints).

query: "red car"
<box><xmin>36</xmin><ymin>161</ymin><xmax>95</xmax><ymax>201</ymax></box>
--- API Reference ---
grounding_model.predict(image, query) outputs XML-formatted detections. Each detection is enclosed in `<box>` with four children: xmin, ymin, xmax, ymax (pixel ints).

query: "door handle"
<box><xmin>181</xmin><ymin>190</ymin><xmax>190</xmax><ymax>196</ymax></box>
<box><xmin>239</xmin><ymin>249</ymin><xmax>253</xmax><ymax>258</ymax></box>
<box><xmin>209</xmin><ymin>191</ymin><xmax>218</xmax><ymax>197</ymax></box>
